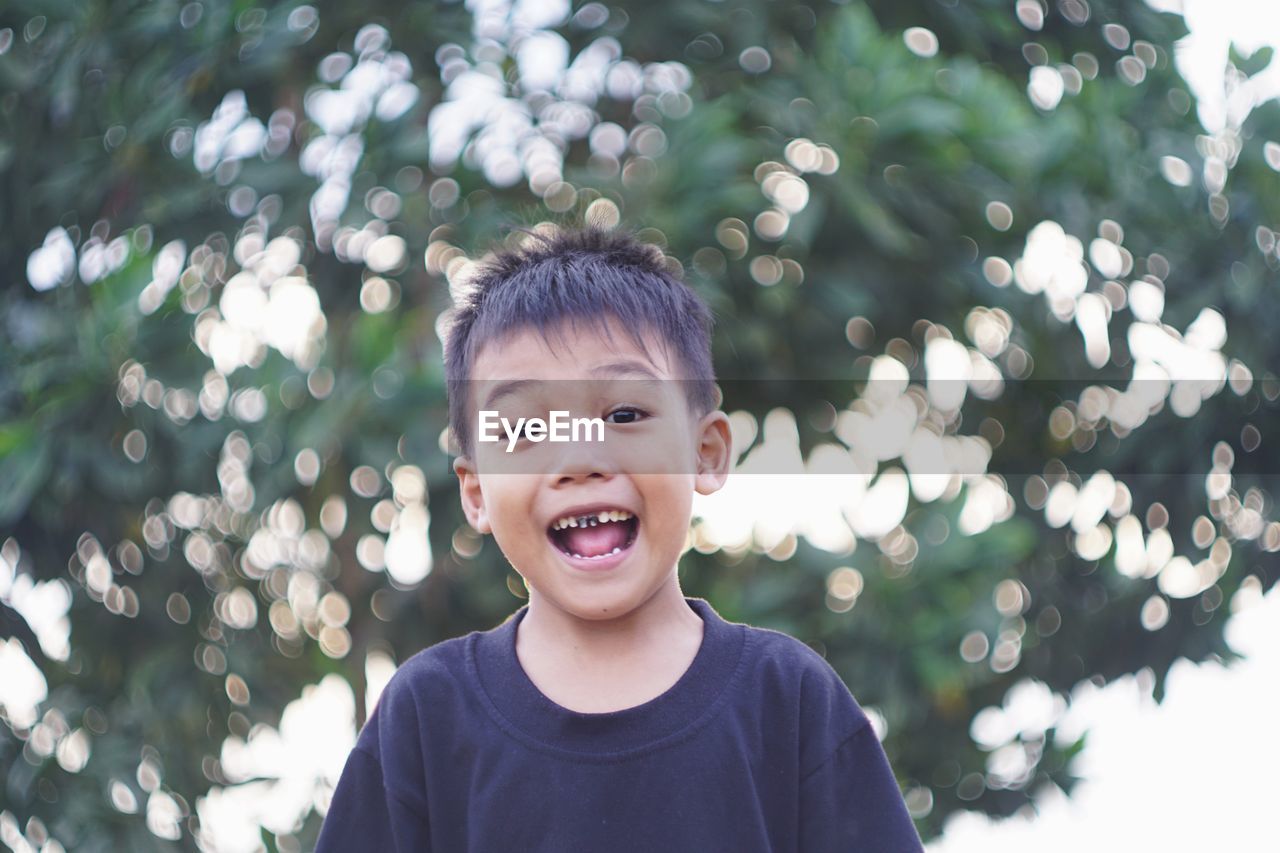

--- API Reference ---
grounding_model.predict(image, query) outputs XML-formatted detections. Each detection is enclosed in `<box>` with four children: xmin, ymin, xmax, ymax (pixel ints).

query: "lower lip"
<box><xmin>549</xmin><ymin>533</ymin><xmax>637</xmax><ymax>573</ymax></box>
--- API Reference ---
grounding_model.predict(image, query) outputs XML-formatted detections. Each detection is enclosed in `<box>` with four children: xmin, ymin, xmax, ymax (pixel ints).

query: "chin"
<box><xmin>525</xmin><ymin>579</ymin><xmax>643</xmax><ymax>621</ymax></box>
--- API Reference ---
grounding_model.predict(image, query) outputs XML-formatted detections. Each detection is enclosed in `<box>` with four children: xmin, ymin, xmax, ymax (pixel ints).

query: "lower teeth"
<box><xmin>570</xmin><ymin>546</ymin><xmax>623</xmax><ymax>560</ymax></box>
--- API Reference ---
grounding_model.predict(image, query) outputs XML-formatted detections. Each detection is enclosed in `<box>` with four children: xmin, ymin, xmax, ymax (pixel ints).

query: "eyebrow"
<box><xmin>482</xmin><ymin>379</ymin><xmax>536</xmax><ymax>410</ymax></box>
<box><xmin>480</xmin><ymin>360</ymin><xmax>663</xmax><ymax>409</ymax></box>
<box><xmin>588</xmin><ymin>360</ymin><xmax>662</xmax><ymax>380</ymax></box>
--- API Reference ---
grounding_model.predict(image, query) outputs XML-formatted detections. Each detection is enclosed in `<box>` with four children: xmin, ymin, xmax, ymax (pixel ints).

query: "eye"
<box><xmin>605</xmin><ymin>406</ymin><xmax>648</xmax><ymax>425</ymax></box>
<box><xmin>506</xmin><ymin>414</ymin><xmax>545</xmax><ymax>443</ymax></box>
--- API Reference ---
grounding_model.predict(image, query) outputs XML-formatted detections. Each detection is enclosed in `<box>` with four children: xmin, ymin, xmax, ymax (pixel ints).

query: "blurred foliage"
<box><xmin>1</xmin><ymin>0</ymin><xmax>1279</xmax><ymax>849</ymax></box>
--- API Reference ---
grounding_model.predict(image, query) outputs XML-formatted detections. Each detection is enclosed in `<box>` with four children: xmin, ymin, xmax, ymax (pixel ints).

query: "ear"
<box><xmin>453</xmin><ymin>455</ymin><xmax>492</xmax><ymax>534</ymax></box>
<box><xmin>693</xmin><ymin>410</ymin><xmax>733</xmax><ymax>496</ymax></box>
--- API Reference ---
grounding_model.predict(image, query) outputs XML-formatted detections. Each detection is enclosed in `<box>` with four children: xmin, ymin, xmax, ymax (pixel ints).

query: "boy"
<box><xmin>317</xmin><ymin>225</ymin><xmax>924</xmax><ymax>851</ymax></box>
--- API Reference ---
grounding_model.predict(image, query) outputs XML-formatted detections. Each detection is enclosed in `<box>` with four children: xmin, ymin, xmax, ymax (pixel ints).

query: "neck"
<box><xmin>518</xmin><ymin>578</ymin><xmax>702</xmax><ymax>665</ymax></box>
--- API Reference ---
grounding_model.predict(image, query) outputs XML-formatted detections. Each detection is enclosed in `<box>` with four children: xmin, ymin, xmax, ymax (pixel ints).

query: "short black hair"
<box><xmin>444</xmin><ymin>225</ymin><xmax>718</xmax><ymax>457</ymax></box>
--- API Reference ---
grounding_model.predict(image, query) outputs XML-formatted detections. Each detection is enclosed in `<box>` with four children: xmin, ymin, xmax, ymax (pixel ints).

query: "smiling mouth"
<box><xmin>547</xmin><ymin>510</ymin><xmax>640</xmax><ymax>560</ymax></box>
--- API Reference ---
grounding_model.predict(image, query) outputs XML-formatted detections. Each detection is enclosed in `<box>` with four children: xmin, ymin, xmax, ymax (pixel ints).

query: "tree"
<box><xmin>1</xmin><ymin>0</ymin><xmax>1277</xmax><ymax>848</ymax></box>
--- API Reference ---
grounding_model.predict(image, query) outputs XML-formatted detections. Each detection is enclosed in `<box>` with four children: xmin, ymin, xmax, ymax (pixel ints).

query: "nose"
<box><xmin>548</xmin><ymin>439</ymin><xmax>618</xmax><ymax>487</ymax></box>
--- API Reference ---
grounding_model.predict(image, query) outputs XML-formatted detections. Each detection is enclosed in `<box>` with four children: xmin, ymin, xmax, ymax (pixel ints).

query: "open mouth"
<box><xmin>547</xmin><ymin>509</ymin><xmax>640</xmax><ymax>561</ymax></box>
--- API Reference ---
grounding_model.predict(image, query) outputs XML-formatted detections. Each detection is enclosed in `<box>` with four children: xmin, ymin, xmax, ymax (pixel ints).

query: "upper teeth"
<box><xmin>551</xmin><ymin>510</ymin><xmax>634</xmax><ymax>530</ymax></box>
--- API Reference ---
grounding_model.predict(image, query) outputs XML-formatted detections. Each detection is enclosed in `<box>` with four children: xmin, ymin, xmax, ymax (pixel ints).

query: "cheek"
<box><xmin>638</xmin><ymin>475</ymin><xmax>695</xmax><ymax>527</ymax></box>
<box><xmin>480</xmin><ymin>478</ymin><xmax>537</xmax><ymax>534</ymax></box>
<box><xmin>488</xmin><ymin>511</ymin><xmax>544</xmax><ymax>569</ymax></box>
<box><xmin>622</xmin><ymin>425</ymin><xmax>697</xmax><ymax>475</ymax></box>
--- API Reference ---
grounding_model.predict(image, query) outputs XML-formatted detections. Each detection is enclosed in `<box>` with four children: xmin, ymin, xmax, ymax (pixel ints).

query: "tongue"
<box><xmin>562</xmin><ymin>522</ymin><xmax>629</xmax><ymax>558</ymax></box>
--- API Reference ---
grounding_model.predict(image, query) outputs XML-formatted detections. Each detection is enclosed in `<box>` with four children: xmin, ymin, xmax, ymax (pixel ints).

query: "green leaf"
<box><xmin>0</xmin><ymin>432</ymin><xmax>51</xmax><ymax>526</ymax></box>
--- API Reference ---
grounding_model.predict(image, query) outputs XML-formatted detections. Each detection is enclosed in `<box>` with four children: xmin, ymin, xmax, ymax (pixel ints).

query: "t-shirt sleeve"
<box><xmin>792</xmin><ymin>646</ymin><xmax>924</xmax><ymax>853</ymax></box>
<box><xmin>798</xmin><ymin>722</ymin><xmax>924</xmax><ymax>852</ymax></box>
<box><xmin>315</xmin><ymin>745</ymin><xmax>432</xmax><ymax>852</ymax></box>
<box><xmin>315</xmin><ymin>666</ymin><xmax>434</xmax><ymax>852</ymax></box>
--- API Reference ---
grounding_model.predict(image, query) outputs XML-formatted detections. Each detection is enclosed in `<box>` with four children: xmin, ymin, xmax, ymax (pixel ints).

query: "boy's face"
<box><xmin>453</xmin><ymin>318</ymin><xmax>732</xmax><ymax>622</ymax></box>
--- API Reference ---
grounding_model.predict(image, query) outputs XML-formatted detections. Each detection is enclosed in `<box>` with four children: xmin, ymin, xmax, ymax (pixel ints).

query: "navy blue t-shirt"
<box><xmin>316</xmin><ymin>597</ymin><xmax>924</xmax><ymax>852</ymax></box>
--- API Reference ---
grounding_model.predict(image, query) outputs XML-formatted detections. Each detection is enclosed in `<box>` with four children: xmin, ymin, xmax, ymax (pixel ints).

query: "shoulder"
<box><xmin>350</xmin><ymin>629</ymin><xmax>486</xmax><ymax>798</ymax></box>
<box><xmin>736</xmin><ymin>621</ymin><xmax>872</xmax><ymax>772</ymax></box>
<box><xmin>358</xmin><ymin>632</ymin><xmax>475</xmax><ymax>752</ymax></box>
<box><xmin>742</xmin><ymin>622</ymin><xmax>863</xmax><ymax>705</ymax></box>
<box><xmin>387</xmin><ymin>631</ymin><xmax>471</xmax><ymax>693</ymax></box>
<box><xmin>390</xmin><ymin>633</ymin><xmax>473</xmax><ymax>693</ymax></box>
<box><xmin>742</xmin><ymin>621</ymin><xmax>832</xmax><ymax>672</ymax></box>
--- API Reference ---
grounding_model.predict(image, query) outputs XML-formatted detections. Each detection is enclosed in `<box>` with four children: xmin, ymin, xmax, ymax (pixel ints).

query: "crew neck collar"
<box><xmin>469</xmin><ymin>597</ymin><xmax>746</xmax><ymax>760</ymax></box>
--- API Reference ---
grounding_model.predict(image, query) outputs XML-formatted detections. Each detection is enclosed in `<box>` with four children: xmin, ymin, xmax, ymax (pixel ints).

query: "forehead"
<box><xmin>469</xmin><ymin>317</ymin><xmax>674</xmax><ymax>383</ymax></box>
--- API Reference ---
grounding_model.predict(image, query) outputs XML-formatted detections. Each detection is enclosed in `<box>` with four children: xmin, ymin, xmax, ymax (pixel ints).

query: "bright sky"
<box><xmin>927</xmin><ymin>583</ymin><xmax>1280</xmax><ymax>852</ymax></box>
